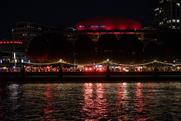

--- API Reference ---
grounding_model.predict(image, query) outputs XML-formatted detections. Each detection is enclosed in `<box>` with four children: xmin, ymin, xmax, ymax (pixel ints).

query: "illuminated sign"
<box><xmin>0</xmin><ymin>40</ymin><xmax>23</xmax><ymax>45</ymax></box>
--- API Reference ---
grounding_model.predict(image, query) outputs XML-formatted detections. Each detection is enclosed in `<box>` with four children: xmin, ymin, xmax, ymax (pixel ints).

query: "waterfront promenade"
<box><xmin>1</xmin><ymin>60</ymin><xmax>181</xmax><ymax>81</ymax></box>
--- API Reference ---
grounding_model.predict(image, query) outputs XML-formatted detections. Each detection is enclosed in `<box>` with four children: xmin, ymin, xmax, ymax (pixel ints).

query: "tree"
<box><xmin>75</xmin><ymin>34</ymin><xmax>95</xmax><ymax>64</ymax></box>
<box><xmin>97</xmin><ymin>34</ymin><xmax>119</xmax><ymax>61</ymax></box>
<box><xmin>27</xmin><ymin>32</ymin><xmax>73</xmax><ymax>62</ymax></box>
<box><xmin>118</xmin><ymin>34</ymin><xmax>143</xmax><ymax>62</ymax></box>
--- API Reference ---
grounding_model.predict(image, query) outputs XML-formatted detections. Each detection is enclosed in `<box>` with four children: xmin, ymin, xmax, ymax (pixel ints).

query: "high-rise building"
<box><xmin>154</xmin><ymin>0</ymin><xmax>181</xmax><ymax>29</ymax></box>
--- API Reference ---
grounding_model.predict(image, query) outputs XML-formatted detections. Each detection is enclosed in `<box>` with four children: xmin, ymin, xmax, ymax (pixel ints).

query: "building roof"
<box><xmin>76</xmin><ymin>17</ymin><xmax>141</xmax><ymax>31</ymax></box>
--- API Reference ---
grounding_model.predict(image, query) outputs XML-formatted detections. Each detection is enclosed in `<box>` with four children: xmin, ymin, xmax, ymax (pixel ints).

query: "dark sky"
<box><xmin>1</xmin><ymin>0</ymin><xmax>156</xmax><ymax>39</ymax></box>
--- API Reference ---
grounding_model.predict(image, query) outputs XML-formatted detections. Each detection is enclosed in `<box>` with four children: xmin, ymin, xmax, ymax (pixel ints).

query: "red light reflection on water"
<box><xmin>134</xmin><ymin>82</ymin><xmax>147</xmax><ymax>121</ymax></box>
<box><xmin>116</xmin><ymin>82</ymin><xmax>128</xmax><ymax>120</ymax></box>
<box><xmin>135</xmin><ymin>83</ymin><xmax>143</xmax><ymax>113</ymax></box>
<box><xmin>82</xmin><ymin>83</ymin><xmax>107</xmax><ymax>120</ymax></box>
<box><xmin>117</xmin><ymin>83</ymin><xmax>127</xmax><ymax>107</ymax></box>
<box><xmin>41</xmin><ymin>85</ymin><xmax>56</xmax><ymax>121</ymax></box>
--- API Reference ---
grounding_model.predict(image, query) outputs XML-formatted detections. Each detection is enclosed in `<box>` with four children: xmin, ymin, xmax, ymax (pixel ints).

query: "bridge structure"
<box><xmin>1</xmin><ymin>59</ymin><xmax>181</xmax><ymax>80</ymax></box>
<box><xmin>20</xmin><ymin>59</ymin><xmax>181</xmax><ymax>73</ymax></box>
<box><xmin>1</xmin><ymin>57</ymin><xmax>181</xmax><ymax>73</ymax></box>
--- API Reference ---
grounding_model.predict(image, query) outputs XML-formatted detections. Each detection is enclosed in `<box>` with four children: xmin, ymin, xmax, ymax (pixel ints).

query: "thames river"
<box><xmin>0</xmin><ymin>81</ymin><xmax>181</xmax><ymax>121</ymax></box>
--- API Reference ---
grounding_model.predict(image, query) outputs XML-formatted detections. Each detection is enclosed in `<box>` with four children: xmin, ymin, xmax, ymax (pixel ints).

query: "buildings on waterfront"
<box><xmin>12</xmin><ymin>21</ymin><xmax>61</xmax><ymax>51</ymax></box>
<box><xmin>154</xmin><ymin>0</ymin><xmax>181</xmax><ymax>29</ymax></box>
<box><xmin>75</xmin><ymin>17</ymin><xmax>145</xmax><ymax>41</ymax></box>
<box><xmin>2</xmin><ymin>0</ymin><xmax>180</xmax><ymax>64</ymax></box>
<box><xmin>0</xmin><ymin>40</ymin><xmax>27</xmax><ymax>66</ymax></box>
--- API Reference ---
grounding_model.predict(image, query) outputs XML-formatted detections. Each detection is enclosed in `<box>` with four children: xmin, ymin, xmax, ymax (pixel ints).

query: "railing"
<box><xmin>1</xmin><ymin>59</ymin><xmax>181</xmax><ymax>73</ymax></box>
<box><xmin>1</xmin><ymin>66</ymin><xmax>181</xmax><ymax>73</ymax></box>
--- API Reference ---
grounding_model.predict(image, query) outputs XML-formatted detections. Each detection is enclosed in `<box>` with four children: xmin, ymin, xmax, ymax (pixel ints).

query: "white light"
<box><xmin>0</xmin><ymin>59</ymin><xmax>2</xmax><ymax>64</ymax></box>
<box><xmin>21</xmin><ymin>59</ymin><xmax>24</xmax><ymax>63</ymax></box>
<box><xmin>176</xmin><ymin>3</ymin><xmax>180</xmax><ymax>7</ymax></box>
<box><xmin>15</xmin><ymin>59</ymin><xmax>17</xmax><ymax>63</ymax></box>
<box><xmin>79</xmin><ymin>25</ymin><xmax>84</xmax><ymax>28</ymax></box>
<box><xmin>177</xmin><ymin>19</ymin><xmax>180</xmax><ymax>23</ymax></box>
<box><xmin>172</xmin><ymin>26</ymin><xmax>176</xmax><ymax>29</ymax></box>
<box><xmin>13</xmin><ymin>52</ymin><xmax>16</xmax><ymax>59</ymax></box>
<box><xmin>172</xmin><ymin>19</ymin><xmax>176</xmax><ymax>22</ymax></box>
<box><xmin>154</xmin><ymin>8</ymin><xmax>159</xmax><ymax>11</ymax></box>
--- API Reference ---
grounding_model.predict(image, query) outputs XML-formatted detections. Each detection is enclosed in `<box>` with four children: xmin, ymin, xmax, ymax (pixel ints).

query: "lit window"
<box><xmin>172</xmin><ymin>26</ymin><xmax>176</xmax><ymax>29</ymax></box>
<box><xmin>177</xmin><ymin>19</ymin><xmax>180</xmax><ymax>23</ymax></box>
<box><xmin>154</xmin><ymin>8</ymin><xmax>159</xmax><ymax>11</ymax></box>
<box><xmin>159</xmin><ymin>22</ymin><xmax>163</xmax><ymax>25</ymax></box>
<box><xmin>22</xmin><ymin>33</ymin><xmax>28</xmax><ymax>36</ymax></box>
<box><xmin>38</xmin><ymin>27</ymin><xmax>42</xmax><ymax>30</ymax></box>
<box><xmin>172</xmin><ymin>19</ymin><xmax>176</xmax><ymax>22</ymax></box>
<box><xmin>176</xmin><ymin>3</ymin><xmax>180</xmax><ymax>7</ymax></box>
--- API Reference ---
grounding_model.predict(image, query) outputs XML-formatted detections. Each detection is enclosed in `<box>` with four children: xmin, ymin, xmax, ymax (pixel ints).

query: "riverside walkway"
<box><xmin>1</xmin><ymin>59</ymin><xmax>181</xmax><ymax>81</ymax></box>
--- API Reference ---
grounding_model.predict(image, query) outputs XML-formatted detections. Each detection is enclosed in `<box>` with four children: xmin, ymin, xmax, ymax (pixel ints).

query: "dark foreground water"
<box><xmin>0</xmin><ymin>81</ymin><xmax>181</xmax><ymax>121</ymax></box>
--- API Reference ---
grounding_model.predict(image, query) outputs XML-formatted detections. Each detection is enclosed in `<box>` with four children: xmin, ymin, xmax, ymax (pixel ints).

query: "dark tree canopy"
<box><xmin>27</xmin><ymin>32</ymin><xmax>73</xmax><ymax>62</ymax></box>
<box><xmin>97</xmin><ymin>34</ymin><xmax>120</xmax><ymax>61</ymax></box>
<box><xmin>27</xmin><ymin>35</ymin><xmax>49</xmax><ymax>62</ymax></box>
<box><xmin>75</xmin><ymin>34</ymin><xmax>95</xmax><ymax>64</ymax></box>
<box><xmin>119</xmin><ymin>34</ymin><xmax>143</xmax><ymax>61</ymax></box>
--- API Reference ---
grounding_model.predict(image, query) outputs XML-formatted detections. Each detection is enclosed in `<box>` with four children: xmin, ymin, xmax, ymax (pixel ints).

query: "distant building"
<box><xmin>75</xmin><ymin>17</ymin><xmax>145</xmax><ymax>41</ymax></box>
<box><xmin>12</xmin><ymin>21</ymin><xmax>60</xmax><ymax>51</ymax></box>
<box><xmin>154</xmin><ymin>0</ymin><xmax>181</xmax><ymax>29</ymax></box>
<box><xmin>0</xmin><ymin>40</ymin><xmax>26</xmax><ymax>67</ymax></box>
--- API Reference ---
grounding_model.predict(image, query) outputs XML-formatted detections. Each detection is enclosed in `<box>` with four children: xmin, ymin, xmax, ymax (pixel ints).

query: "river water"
<box><xmin>0</xmin><ymin>81</ymin><xmax>181</xmax><ymax>121</ymax></box>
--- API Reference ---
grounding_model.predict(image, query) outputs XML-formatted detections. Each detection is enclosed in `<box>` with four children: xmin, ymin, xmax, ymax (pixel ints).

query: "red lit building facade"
<box><xmin>73</xmin><ymin>17</ymin><xmax>145</xmax><ymax>41</ymax></box>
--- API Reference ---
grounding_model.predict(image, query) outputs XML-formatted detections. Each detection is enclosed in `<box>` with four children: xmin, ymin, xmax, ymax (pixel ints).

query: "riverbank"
<box><xmin>1</xmin><ymin>72</ymin><xmax>181</xmax><ymax>82</ymax></box>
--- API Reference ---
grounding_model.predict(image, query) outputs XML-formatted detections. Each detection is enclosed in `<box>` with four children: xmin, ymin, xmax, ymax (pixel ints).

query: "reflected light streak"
<box><xmin>41</xmin><ymin>85</ymin><xmax>56</xmax><ymax>121</ymax></box>
<box><xmin>117</xmin><ymin>82</ymin><xmax>128</xmax><ymax>120</ymax></box>
<box><xmin>135</xmin><ymin>82</ymin><xmax>143</xmax><ymax>113</ymax></box>
<box><xmin>134</xmin><ymin>82</ymin><xmax>147</xmax><ymax>121</ymax></box>
<box><xmin>95</xmin><ymin>83</ymin><xmax>107</xmax><ymax>117</ymax></box>
<box><xmin>82</xmin><ymin>83</ymin><xmax>107</xmax><ymax>120</ymax></box>
<box><xmin>7</xmin><ymin>83</ymin><xmax>22</xmax><ymax>120</ymax></box>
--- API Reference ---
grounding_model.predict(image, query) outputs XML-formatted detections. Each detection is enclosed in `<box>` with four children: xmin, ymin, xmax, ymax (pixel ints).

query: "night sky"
<box><xmin>2</xmin><ymin>0</ymin><xmax>156</xmax><ymax>39</ymax></box>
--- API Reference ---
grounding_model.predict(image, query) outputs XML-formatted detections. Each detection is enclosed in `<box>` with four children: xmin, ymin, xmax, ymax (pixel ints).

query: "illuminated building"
<box><xmin>154</xmin><ymin>0</ymin><xmax>181</xmax><ymax>29</ymax></box>
<box><xmin>0</xmin><ymin>40</ymin><xmax>26</xmax><ymax>66</ymax></box>
<box><xmin>76</xmin><ymin>17</ymin><xmax>141</xmax><ymax>31</ymax></box>
<box><xmin>75</xmin><ymin>17</ymin><xmax>144</xmax><ymax>41</ymax></box>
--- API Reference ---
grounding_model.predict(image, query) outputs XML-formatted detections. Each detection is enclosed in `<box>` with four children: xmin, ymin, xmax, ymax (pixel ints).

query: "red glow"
<box><xmin>0</xmin><ymin>40</ymin><xmax>23</xmax><ymax>45</ymax></box>
<box><xmin>76</xmin><ymin>17</ymin><xmax>141</xmax><ymax>31</ymax></box>
<box><xmin>42</xmin><ymin>85</ymin><xmax>55</xmax><ymax>121</ymax></box>
<box><xmin>82</xmin><ymin>83</ymin><xmax>107</xmax><ymax>120</ymax></box>
<box><xmin>119</xmin><ymin>25</ymin><xmax>127</xmax><ymax>30</ymax></box>
<box><xmin>84</xmin><ymin>66</ymin><xmax>94</xmax><ymax>72</ymax></box>
<box><xmin>96</xmin><ymin>67</ymin><xmax>105</xmax><ymax>72</ymax></box>
<box><xmin>85</xmin><ymin>67</ymin><xmax>88</xmax><ymax>71</ymax></box>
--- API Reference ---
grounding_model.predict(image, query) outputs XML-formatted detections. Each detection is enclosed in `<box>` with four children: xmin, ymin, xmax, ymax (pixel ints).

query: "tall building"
<box><xmin>154</xmin><ymin>0</ymin><xmax>181</xmax><ymax>29</ymax></box>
